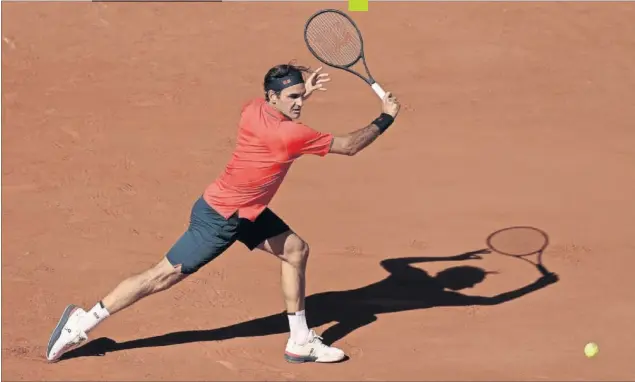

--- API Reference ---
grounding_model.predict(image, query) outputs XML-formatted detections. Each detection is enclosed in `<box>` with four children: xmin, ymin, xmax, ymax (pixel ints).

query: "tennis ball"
<box><xmin>584</xmin><ymin>342</ymin><xmax>599</xmax><ymax>358</ymax></box>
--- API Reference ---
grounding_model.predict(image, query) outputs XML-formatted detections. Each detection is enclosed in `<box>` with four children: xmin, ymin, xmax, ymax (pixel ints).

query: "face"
<box><xmin>269</xmin><ymin>83</ymin><xmax>306</xmax><ymax>119</ymax></box>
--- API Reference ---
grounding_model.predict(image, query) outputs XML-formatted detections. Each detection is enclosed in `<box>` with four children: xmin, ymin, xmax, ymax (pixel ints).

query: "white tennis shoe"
<box><xmin>46</xmin><ymin>304</ymin><xmax>89</xmax><ymax>362</ymax></box>
<box><xmin>284</xmin><ymin>330</ymin><xmax>346</xmax><ymax>363</ymax></box>
<box><xmin>46</xmin><ymin>307</ymin><xmax>346</xmax><ymax>364</ymax></box>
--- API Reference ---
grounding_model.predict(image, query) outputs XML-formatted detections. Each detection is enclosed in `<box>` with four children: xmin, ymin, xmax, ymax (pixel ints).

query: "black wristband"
<box><xmin>372</xmin><ymin>113</ymin><xmax>394</xmax><ymax>134</ymax></box>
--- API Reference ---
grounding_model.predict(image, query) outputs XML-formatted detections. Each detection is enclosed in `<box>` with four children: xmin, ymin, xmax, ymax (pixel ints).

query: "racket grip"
<box><xmin>371</xmin><ymin>82</ymin><xmax>386</xmax><ymax>100</ymax></box>
<box><xmin>536</xmin><ymin>263</ymin><xmax>550</xmax><ymax>276</ymax></box>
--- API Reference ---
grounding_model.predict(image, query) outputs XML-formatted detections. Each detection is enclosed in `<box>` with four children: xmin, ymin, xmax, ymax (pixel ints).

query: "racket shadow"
<box><xmin>486</xmin><ymin>225</ymin><xmax>555</xmax><ymax>276</ymax></box>
<box><xmin>60</xmin><ymin>249</ymin><xmax>559</xmax><ymax>361</ymax></box>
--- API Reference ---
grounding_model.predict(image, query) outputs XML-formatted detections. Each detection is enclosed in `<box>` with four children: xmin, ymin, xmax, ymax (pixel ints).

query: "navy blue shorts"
<box><xmin>166</xmin><ymin>196</ymin><xmax>290</xmax><ymax>274</ymax></box>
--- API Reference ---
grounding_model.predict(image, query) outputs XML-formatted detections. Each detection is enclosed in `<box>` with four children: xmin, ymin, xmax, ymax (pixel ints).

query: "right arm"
<box><xmin>462</xmin><ymin>272</ymin><xmax>559</xmax><ymax>306</ymax></box>
<box><xmin>329</xmin><ymin>123</ymin><xmax>382</xmax><ymax>156</ymax></box>
<box><xmin>329</xmin><ymin>92</ymin><xmax>401</xmax><ymax>156</ymax></box>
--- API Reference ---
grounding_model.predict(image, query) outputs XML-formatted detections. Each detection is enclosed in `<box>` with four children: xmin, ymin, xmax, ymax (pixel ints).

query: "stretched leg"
<box><xmin>102</xmin><ymin>257</ymin><xmax>187</xmax><ymax>315</ymax></box>
<box><xmin>46</xmin><ymin>196</ymin><xmax>239</xmax><ymax>362</ymax></box>
<box><xmin>238</xmin><ymin>209</ymin><xmax>346</xmax><ymax>363</ymax></box>
<box><xmin>46</xmin><ymin>256</ymin><xmax>189</xmax><ymax>362</ymax></box>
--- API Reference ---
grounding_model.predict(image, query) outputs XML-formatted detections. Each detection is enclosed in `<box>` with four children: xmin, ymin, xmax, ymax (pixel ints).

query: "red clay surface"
<box><xmin>3</xmin><ymin>2</ymin><xmax>635</xmax><ymax>381</ymax></box>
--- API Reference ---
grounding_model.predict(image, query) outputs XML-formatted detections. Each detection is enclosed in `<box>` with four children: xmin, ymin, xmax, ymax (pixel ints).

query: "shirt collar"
<box><xmin>261</xmin><ymin>98</ymin><xmax>291</xmax><ymax>121</ymax></box>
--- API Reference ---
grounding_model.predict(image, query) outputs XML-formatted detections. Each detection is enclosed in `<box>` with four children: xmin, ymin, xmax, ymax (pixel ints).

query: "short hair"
<box><xmin>263</xmin><ymin>61</ymin><xmax>311</xmax><ymax>100</ymax></box>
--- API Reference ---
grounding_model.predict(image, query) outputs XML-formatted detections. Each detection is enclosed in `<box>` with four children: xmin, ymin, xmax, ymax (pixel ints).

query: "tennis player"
<box><xmin>46</xmin><ymin>62</ymin><xmax>401</xmax><ymax>364</ymax></box>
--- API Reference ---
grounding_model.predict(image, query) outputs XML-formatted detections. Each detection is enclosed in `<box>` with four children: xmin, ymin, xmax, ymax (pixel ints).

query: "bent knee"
<box><xmin>284</xmin><ymin>236</ymin><xmax>310</xmax><ymax>268</ymax></box>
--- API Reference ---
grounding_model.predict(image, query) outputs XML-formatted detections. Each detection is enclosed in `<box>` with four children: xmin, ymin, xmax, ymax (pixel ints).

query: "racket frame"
<box><xmin>304</xmin><ymin>9</ymin><xmax>386</xmax><ymax>100</ymax></box>
<box><xmin>485</xmin><ymin>226</ymin><xmax>550</xmax><ymax>275</ymax></box>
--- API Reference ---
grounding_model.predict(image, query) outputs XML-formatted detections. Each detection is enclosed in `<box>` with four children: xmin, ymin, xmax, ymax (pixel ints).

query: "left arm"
<box><xmin>380</xmin><ymin>250</ymin><xmax>487</xmax><ymax>274</ymax></box>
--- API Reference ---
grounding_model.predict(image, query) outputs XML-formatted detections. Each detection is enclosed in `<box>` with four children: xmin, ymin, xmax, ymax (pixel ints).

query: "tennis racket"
<box><xmin>486</xmin><ymin>226</ymin><xmax>552</xmax><ymax>276</ymax></box>
<box><xmin>304</xmin><ymin>9</ymin><xmax>387</xmax><ymax>100</ymax></box>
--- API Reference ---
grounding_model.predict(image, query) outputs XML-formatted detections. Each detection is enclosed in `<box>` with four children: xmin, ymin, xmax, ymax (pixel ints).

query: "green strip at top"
<box><xmin>348</xmin><ymin>0</ymin><xmax>368</xmax><ymax>12</ymax></box>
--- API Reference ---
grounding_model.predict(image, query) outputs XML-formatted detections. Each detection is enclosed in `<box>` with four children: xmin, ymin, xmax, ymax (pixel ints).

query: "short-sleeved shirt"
<box><xmin>203</xmin><ymin>98</ymin><xmax>334</xmax><ymax>222</ymax></box>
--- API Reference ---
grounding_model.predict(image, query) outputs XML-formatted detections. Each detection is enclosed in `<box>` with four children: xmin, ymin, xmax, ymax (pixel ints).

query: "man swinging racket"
<box><xmin>46</xmin><ymin>62</ymin><xmax>401</xmax><ymax>364</ymax></box>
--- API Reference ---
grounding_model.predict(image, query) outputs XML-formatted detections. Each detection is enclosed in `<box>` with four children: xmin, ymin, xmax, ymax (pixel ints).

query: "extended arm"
<box><xmin>329</xmin><ymin>92</ymin><xmax>401</xmax><ymax>156</ymax></box>
<box><xmin>380</xmin><ymin>250</ymin><xmax>487</xmax><ymax>274</ymax></box>
<box><xmin>329</xmin><ymin>123</ymin><xmax>382</xmax><ymax>156</ymax></box>
<box><xmin>455</xmin><ymin>272</ymin><xmax>559</xmax><ymax>306</ymax></box>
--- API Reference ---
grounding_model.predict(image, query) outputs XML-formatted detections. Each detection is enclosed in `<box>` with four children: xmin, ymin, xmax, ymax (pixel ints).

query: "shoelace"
<box><xmin>308</xmin><ymin>332</ymin><xmax>330</xmax><ymax>350</ymax></box>
<box><xmin>66</xmin><ymin>327</ymin><xmax>88</xmax><ymax>345</ymax></box>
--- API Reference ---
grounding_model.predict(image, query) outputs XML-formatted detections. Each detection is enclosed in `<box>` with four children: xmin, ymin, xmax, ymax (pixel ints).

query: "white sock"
<box><xmin>287</xmin><ymin>310</ymin><xmax>310</xmax><ymax>344</ymax></box>
<box><xmin>80</xmin><ymin>301</ymin><xmax>111</xmax><ymax>334</ymax></box>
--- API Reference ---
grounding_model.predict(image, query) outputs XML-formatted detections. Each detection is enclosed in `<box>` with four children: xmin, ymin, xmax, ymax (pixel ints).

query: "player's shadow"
<box><xmin>60</xmin><ymin>249</ymin><xmax>558</xmax><ymax>361</ymax></box>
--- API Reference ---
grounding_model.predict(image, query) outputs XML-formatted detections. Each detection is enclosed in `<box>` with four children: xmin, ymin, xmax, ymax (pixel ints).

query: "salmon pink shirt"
<box><xmin>204</xmin><ymin>98</ymin><xmax>333</xmax><ymax>222</ymax></box>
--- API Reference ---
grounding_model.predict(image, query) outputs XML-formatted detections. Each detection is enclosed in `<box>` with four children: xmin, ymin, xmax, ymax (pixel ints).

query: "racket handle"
<box><xmin>371</xmin><ymin>82</ymin><xmax>386</xmax><ymax>100</ymax></box>
<box><xmin>536</xmin><ymin>263</ymin><xmax>550</xmax><ymax>276</ymax></box>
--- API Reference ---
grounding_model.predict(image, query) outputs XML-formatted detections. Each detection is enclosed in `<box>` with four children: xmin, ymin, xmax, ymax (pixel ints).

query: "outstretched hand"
<box><xmin>451</xmin><ymin>249</ymin><xmax>491</xmax><ymax>261</ymax></box>
<box><xmin>304</xmin><ymin>67</ymin><xmax>331</xmax><ymax>98</ymax></box>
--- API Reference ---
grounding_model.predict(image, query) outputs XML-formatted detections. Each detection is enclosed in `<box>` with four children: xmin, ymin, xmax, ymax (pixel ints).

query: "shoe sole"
<box><xmin>46</xmin><ymin>304</ymin><xmax>79</xmax><ymax>362</ymax></box>
<box><xmin>284</xmin><ymin>353</ymin><xmax>345</xmax><ymax>364</ymax></box>
<box><xmin>284</xmin><ymin>353</ymin><xmax>318</xmax><ymax>363</ymax></box>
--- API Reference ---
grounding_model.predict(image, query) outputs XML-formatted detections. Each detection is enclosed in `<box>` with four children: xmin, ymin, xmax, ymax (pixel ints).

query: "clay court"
<box><xmin>2</xmin><ymin>2</ymin><xmax>635</xmax><ymax>380</ymax></box>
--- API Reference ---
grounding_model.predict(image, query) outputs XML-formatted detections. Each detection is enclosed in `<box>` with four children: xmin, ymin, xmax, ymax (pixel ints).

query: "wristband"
<box><xmin>372</xmin><ymin>113</ymin><xmax>394</xmax><ymax>134</ymax></box>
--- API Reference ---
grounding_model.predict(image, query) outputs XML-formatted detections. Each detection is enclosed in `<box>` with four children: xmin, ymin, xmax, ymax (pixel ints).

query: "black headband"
<box><xmin>265</xmin><ymin>71</ymin><xmax>305</xmax><ymax>92</ymax></box>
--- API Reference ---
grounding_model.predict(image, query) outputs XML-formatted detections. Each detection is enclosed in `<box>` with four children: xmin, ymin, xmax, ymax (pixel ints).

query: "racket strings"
<box><xmin>305</xmin><ymin>12</ymin><xmax>362</xmax><ymax>67</ymax></box>
<box><xmin>487</xmin><ymin>227</ymin><xmax>549</xmax><ymax>256</ymax></box>
<box><xmin>306</xmin><ymin>18</ymin><xmax>359</xmax><ymax>66</ymax></box>
<box><xmin>306</xmin><ymin>14</ymin><xmax>356</xmax><ymax>61</ymax></box>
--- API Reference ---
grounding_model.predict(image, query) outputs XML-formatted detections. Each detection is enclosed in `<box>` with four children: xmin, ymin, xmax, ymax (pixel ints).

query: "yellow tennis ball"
<box><xmin>584</xmin><ymin>342</ymin><xmax>599</xmax><ymax>358</ymax></box>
